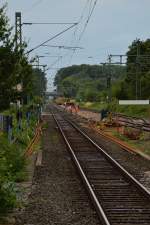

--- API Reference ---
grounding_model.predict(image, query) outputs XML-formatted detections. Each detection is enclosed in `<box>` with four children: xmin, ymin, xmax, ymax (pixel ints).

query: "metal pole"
<box><xmin>36</xmin><ymin>56</ymin><xmax>40</xmax><ymax>69</ymax></box>
<box><xmin>15</xmin><ymin>12</ymin><xmax>22</xmax><ymax>49</ymax></box>
<box><xmin>108</xmin><ymin>55</ymin><xmax>112</xmax><ymax>102</ymax></box>
<box><xmin>15</xmin><ymin>12</ymin><xmax>23</xmax><ymax>105</ymax></box>
<box><xmin>136</xmin><ymin>41</ymin><xmax>140</xmax><ymax>100</ymax></box>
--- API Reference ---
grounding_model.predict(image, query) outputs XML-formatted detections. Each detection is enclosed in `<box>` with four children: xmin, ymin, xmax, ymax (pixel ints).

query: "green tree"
<box><xmin>54</xmin><ymin>64</ymin><xmax>125</xmax><ymax>102</ymax></box>
<box><xmin>0</xmin><ymin>4</ymin><xmax>18</xmax><ymax>110</ymax></box>
<box><xmin>0</xmin><ymin>4</ymin><xmax>47</xmax><ymax>110</ymax></box>
<box><xmin>125</xmin><ymin>39</ymin><xmax>150</xmax><ymax>99</ymax></box>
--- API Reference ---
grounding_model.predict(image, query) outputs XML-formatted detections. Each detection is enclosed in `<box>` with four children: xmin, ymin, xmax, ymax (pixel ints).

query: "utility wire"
<box><xmin>54</xmin><ymin>0</ymin><xmax>89</xmax><ymax>69</ymax></box>
<box><xmin>38</xmin><ymin>1</ymin><xmax>97</xmax><ymax>85</ymax></box>
<box><xmin>27</xmin><ymin>23</ymin><xmax>78</xmax><ymax>54</ymax></box>
<box><xmin>79</xmin><ymin>0</ymin><xmax>98</xmax><ymax>41</ymax></box>
<box><xmin>28</xmin><ymin>1</ymin><xmax>92</xmax><ymax>72</ymax></box>
<box><xmin>47</xmin><ymin>57</ymin><xmax>62</xmax><ymax>71</ymax></box>
<box><xmin>73</xmin><ymin>0</ymin><xmax>91</xmax><ymax>37</ymax></box>
<box><xmin>69</xmin><ymin>0</ymin><xmax>98</xmax><ymax>64</ymax></box>
<box><xmin>64</xmin><ymin>0</ymin><xmax>91</xmax><ymax>61</ymax></box>
<box><xmin>23</xmin><ymin>22</ymin><xmax>77</xmax><ymax>25</ymax></box>
<box><xmin>42</xmin><ymin>44</ymin><xmax>83</xmax><ymax>49</ymax></box>
<box><xmin>65</xmin><ymin>1</ymin><xmax>91</xmax><ymax>65</ymax></box>
<box><xmin>88</xmin><ymin>0</ymin><xmax>94</xmax><ymax>21</ymax></box>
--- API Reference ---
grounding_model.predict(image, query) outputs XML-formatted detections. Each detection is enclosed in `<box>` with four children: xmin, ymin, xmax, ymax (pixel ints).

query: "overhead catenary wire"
<box><xmin>72</xmin><ymin>0</ymin><xmax>91</xmax><ymax>40</ymax></box>
<box><xmin>61</xmin><ymin>0</ymin><xmax>91</xmax><ymax>50</ymax></box>
<box><xmin>88</xmin><ymin>0</ymin><xmax>94</xmax><ymax>17</ymax></box>
<box><xmin>79</xmin><ymin>0</ymin><xmax>98</xmax><ymax>41</ymax></box>
<box><xmin>27</xmin><ymin>23</ymin><xmax>78</xmax><ymax>54</ymax></box>
<box><xmin>42</xmin><ymin>44</ymin><xmax>84</xmax><ymax>50</ymax></box>
<box><xmin>46</xmin><ymin>57</ymin><xmax>63</xmax><ymax>71</ymax></box>
<box><xmin>62</xmin><ymin>0</ymin><xmax>91</xmax><ymax>65</ymax></box>
<box><xmin>68</xmin><ymin>0</ymin><xmax>99</xmax><ymax>64</ymax></box>
<box><xmin>28</xmin><ymin>1</ymin><xmax>98</xmax><ymax>89</ymax></box>
<box><xmin>46</xmin><ymin>47</ymin><xmax>68</xmax><ymax>90</ymax></box>
<box><xmin>34</xmin><ymin>1</ymin><xmax>96</xmax><ymax>75</ymax></box>
<box><xmin>23</xmin><ymin>22</ymin><xmax>77</xmax><ymax>25</ymax></box>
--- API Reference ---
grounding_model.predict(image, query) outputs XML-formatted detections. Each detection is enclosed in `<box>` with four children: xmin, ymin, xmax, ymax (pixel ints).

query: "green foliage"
<box><xmin>0</xmin><ymin>137</ymin><xmax>23</xmax><ymax>212</ymax></box>
<box><xmin>115</xmin><ymin>104</ymin><xmax>149</xmax><ymax>118</ymax></box>
<box><xmin>0</xmin><ymin>4</ymin><xmax>45</xmax><ymax>213</ymax></box>
<box><xmin>140</xmin><ymin>71</ymin><xmax>150</xmax><ymax>99</ymax></box>
<box><xmin>0</xmin><ymin>181</ymin><xmax>17</xmax><ymax>213</ymax></box>
<box><xmin>0</xmin><ymin>105</ymin><xmax>38</xmax><ymax>213</ymax></box>
<box><xmin>55</xmin><ymin>39</ymin><xmax>150</xmax><ymax>102</ymax></box>
<box><xmin>32</xmin><ymin>68</ymin><xmax>47</xmax><ymax>98</ymax></box>
<box><xmin>0</xmin><ymin>136</ymin><xmax>26</xmax><ymax>181</ymax></box>
<box><xmin>0</xmin><ymin>4</ymin><xmax>19</xmax><ymax>110</ymax></box>
<box><xmin>118</xmin><ymin>39</ymin><xmax>150</xmax><ymax>99</ymax></box>
<box><xmin>0</xmin><ymin>4</ymin><xmax>11</xmax><ymax>43</ymax></box>
<box><xmin>78</xmin><ymin>101</ymin><xmax>107</xmax><ymax>111</ymax></box>
<box><xmin>0</xmin><ymin>5</ymin><xmax>47</xmax><ymax>111</ymax></box>
<box><xmin>55</xmin><ymin>64</ymin><xmax>125</xmax><ymax>101</ymax></box>
<box><xmin>79</xmin><ymin>100</ymin><xmax>149</xmax><ymax>119</ymax></box>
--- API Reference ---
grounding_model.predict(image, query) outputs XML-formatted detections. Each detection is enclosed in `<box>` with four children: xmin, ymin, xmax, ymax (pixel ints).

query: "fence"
<box><xmin>0</xmin><ymin>115</ymin><xmax>13</xmax><ymax>132</ymax></box>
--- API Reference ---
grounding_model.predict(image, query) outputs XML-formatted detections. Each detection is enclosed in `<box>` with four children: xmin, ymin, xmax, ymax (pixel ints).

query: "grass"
<box><xmin>78</xmin><ymin>101</ymin><xmax>107</xmax><ymax>111</ymax></box>
<box><xmin>111</xmin><ymin>129</ymin><xmax>150</xmax><ymax>156</ymax></box>
<box><xmin>115</xmin><ymin>105</ymin><xmax>150</xmax><ymax>118</ymax></box>
<box><xmin>78</xmin><ymin>101</ymin><xmax>150</xmax><ymax>118</ymax></box>
<box><xmin>77</xmin><ymin>100</ymin><xmax>150</xmax><ymax>156</ymax></box>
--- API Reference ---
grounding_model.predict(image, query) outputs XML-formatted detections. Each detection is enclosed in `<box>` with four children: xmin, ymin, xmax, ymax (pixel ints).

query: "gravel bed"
<box><xmin>15</xmin><ymin>111</ymin><xmax>100</xmax><ymax>225</ymax></box>
<box><xmin>64</xmin><ymin>111</ymin><xmax>150</xmax><ymax>191</ymax></box>
<box><xmin>78</xmin><ymin>110</ymin><xmax>100</xmax><ymax>122</ymax></box>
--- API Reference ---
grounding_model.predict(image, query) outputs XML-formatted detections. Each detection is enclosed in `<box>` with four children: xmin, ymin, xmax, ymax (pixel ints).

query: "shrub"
<box><xmin>0</xmin><ymin>180</ymin><xmax>17</xmax><ymax>213</ymax></box>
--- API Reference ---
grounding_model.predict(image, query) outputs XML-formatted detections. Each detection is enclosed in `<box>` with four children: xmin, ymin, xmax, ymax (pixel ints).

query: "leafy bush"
<box><xmin>0</xmin><ymin>181</ymin><xmax>17</xmax><ymax>213</ymax></box>
<box><xmin>0</xmin><ymin>107</ymin><xmax>37</xmax><ymax>213</ymax></box>
<box><xmin>0</xmin><ymin>137</ymin><xmax>26</xmax><ymax>181</ymax></box>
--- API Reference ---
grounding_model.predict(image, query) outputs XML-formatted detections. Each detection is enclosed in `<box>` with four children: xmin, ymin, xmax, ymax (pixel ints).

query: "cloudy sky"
<box><xmin>3</xmin><ymin>0</ymin><xmax>150</xmax><ymax>90</ymax></box>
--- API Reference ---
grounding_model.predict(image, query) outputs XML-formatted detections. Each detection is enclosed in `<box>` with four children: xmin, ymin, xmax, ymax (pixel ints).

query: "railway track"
<box><xmin>53</xmin><ymin>111</ymin><xmax>150</xmax><ymax>225</ymax></box>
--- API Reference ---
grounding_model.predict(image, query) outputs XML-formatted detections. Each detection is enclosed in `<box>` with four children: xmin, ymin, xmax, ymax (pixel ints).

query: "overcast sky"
<box><xmin>3</xmin><ymin>0</ymin><xmax>150</xmax><ymax>90</ymax></box>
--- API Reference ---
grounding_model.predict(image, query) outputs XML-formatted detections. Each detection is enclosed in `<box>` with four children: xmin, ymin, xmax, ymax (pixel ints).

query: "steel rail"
<box><xmin>66</xmin><ymin>118</ymin><xmax>150</xmax><ymax>199</ymax></box>
<box><xmin>53</xmin><ymin>113</ymin><xmax>111</xmax><ymax>225</ymax></box>
<box><xmin>51</xmin><ymin>107</ymin><xmax>150</xmax><ymax>224</ymax></box>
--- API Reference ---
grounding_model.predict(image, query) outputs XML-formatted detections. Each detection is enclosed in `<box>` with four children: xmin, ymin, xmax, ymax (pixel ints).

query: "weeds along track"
<box><xmin>52</xmin><ymin>110</ymin><xmax>150</xmax><ymax>225</ymax></box>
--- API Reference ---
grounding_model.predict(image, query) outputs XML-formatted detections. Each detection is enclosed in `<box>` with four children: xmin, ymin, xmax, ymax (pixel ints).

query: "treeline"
<box><xmin>0</xmin><ymin>4</ymin><xmax>47</xmax><ymax>111</ymax></box>
<box><xmin>54</xmin><ymin>64</ymin><xmax>126</xmax><ymax>102</ymax></box>
<box><xmin>54</xmin><ymin>39</ymin><xmax>150</xmax><ymax>101</ymax></box>
<box><xmin>123</xmin><ymin>39</ymin><xmax>150</xmax><ymax>99</ymax></box>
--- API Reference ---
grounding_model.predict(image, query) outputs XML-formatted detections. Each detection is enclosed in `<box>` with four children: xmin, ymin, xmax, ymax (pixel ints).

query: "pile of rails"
<box><xmin>113</xmin><ymin>113</ymin><xmax>150</xmax><ymax>132</ymax></box>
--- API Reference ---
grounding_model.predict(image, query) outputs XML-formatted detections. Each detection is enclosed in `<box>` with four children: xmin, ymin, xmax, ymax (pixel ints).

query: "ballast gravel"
<box><xmin>67</xmin><ymin>111</ymin><xmax>150</xmax><ymax>191</ymax></box>
<box><xmin>15</xmin><ymin>112</ymin><xmax>100</xmax><ymax>225</ymax></box>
